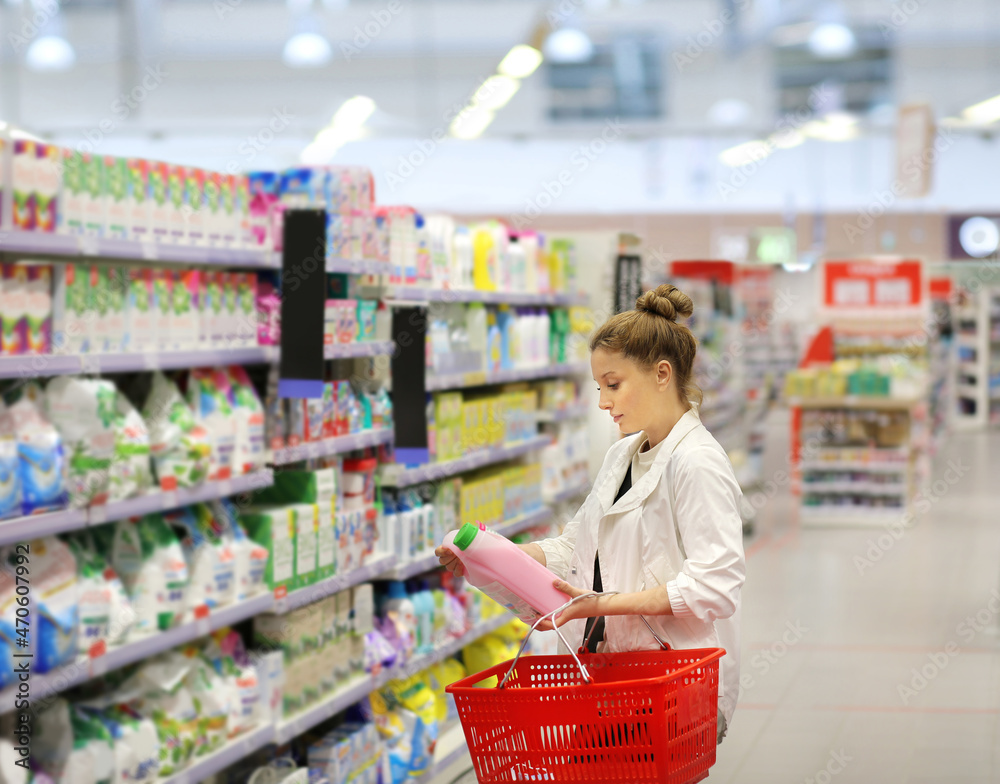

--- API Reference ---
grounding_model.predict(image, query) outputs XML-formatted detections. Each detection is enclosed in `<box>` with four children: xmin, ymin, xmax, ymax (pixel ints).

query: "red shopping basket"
<box><xmin>447</xmin><ymin>643</ymin><xmax>724</xmax><ymax>784</ymax></box>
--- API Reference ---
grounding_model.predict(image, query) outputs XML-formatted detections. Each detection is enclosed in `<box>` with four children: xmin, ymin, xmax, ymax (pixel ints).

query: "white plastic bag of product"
<box><xmin>2</xmin><ymin>382</ymin><xmax>67</xmax><ymax>514</ymax></box>
<box><xmin>187</xmin><ymin>368</ymin><xmax>236</xmax><ymax>481</ymax></box>
<box><xmin>123</xmin><ymin>651</ymin><xmax>199</xmax><ymax>774</ymax></box>
<box><xmin>227</xmin><ymin>366</ymin><xmax>266</xmax><ymax>474</ymax></box>
<box><xmin>0</xmin><ymin>737</ymin><xmax>29</xmax><ymax>784</ymax></box>
<box><xmin>45</xmin><ymin>377</ymin><xmax>117</xmax><ymax>508</ymax></box>
<box><xmin>92</xmin><ymin>515</ymin><xmax>188</xmax><ymax>635</ymax></box>
<box><xmin>143</xmin><ymin>372</ymin><xmax>211</xmax><ymax>490</ymax></box>
<box><xmin>108</xmin><ymin>393</ymin><xmax>153</xmax><ymax>502</ymax></box>
<box><xmin>193</xmin><ymin>503</ymin><xmax>237</xmax><ymax>608</ymax></box>
<box><xmin>203</xmin><ymin>629</ymin><xmax>261</xmax><ymax>737</ymax></box>
<box><xmin>34</xmin><ymin>700</ymin><xmax>114</xmax><ymax>784</ymax></box>
<box><xmin>185</xmin><ymin>651</ymin><xmax>231</xmax><ymax>755</ymax></box>
<box><xmin>66</xmin><ymin>533</ymin><xmax>134</xmax><ymax>651</ymax></box>
<box><xmin>211</xmin><ymin>499</ymin><xmax>268</xmax><ymax>601</ymax></box>
<box><xmin>0</xmin><ymin>563</ymin><xmax>17</xmax><ymax>693</ymax></box>
<box><xmin>0</xmin><ymin>400</ymin><xmax>21</xmax><ymax>520</ymax></box>
<box><xmin>31</xmin><ymin>536</ymin><xmax>79</xmax><ymax>673</ymax></box>
<box><xmin>164</xmin><ymin>506</ymin><xmax>217</xmax><ymax>619</ymax></box>
<box><xmin>89</xmin><ymin>706</ymin><xmax>161</xmax><ymax>784</ymax></box>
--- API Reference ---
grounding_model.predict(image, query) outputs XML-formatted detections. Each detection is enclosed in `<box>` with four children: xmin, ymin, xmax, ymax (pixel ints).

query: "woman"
<box><xmin>437</xmin><ymin>284</ymin><xmax>745</xmax><ymax>744</ymax></box>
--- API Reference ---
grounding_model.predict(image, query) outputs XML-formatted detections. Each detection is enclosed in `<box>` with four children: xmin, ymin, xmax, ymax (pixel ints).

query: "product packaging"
<box><xmin>240</xmin><ymin>505</ymin><xmax>295</xmax><ymax>594</ymax></box>
<box><xmin>29</xmin><ymin>536</ymin><xmax>79</xmax><ymax>673</ymax></box>
<box><xmin>52</xmin><ymin>262</ymin><xmax>92</xmax><ymax>355</ymax></box>
<box><xmin>143</xmin><ymin>371</ymin><xmax>211</xmax><ymax>490</ymax></box>
<box><xmin>1</xmin><ymin>382</ymin><xmax>67</xmax><ymax>515</ymax></box>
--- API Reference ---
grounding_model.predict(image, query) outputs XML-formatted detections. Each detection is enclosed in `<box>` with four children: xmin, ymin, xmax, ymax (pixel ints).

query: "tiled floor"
<box><xmin>437</xmin><ymin>412</ymin><xmax>1000</xmax><ymax>783</ymax></box>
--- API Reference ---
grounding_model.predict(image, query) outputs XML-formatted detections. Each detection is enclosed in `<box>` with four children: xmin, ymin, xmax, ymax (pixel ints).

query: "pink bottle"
<box><xmin>442</xmin><ymin>523</ymin><xmax>570</xmax><ymax>624</ymax></box>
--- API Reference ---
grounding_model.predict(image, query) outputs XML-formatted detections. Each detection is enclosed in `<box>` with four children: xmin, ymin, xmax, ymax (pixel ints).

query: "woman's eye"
<box><xmin>608</xmin><ymin>384</ymin><xmax>619</xmax><ymax>390</ymax></box>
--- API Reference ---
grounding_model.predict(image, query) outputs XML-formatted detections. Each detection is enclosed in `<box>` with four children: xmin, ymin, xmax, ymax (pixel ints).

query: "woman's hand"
<box><xmin>532</xmin><ymin>580</ymin><xmax>601</xmax><ymax>631</ymax></box>
<box><xmin>434</xmin><ymin>546</ymin><xmax>464</xmax><ymax>577</ymax></box>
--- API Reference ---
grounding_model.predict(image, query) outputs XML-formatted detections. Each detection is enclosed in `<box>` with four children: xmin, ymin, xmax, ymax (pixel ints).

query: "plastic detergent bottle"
<box><xmin>441</xmin><ymin>523</ymin><xmax>570</xmax><ymax>624</ymax></box>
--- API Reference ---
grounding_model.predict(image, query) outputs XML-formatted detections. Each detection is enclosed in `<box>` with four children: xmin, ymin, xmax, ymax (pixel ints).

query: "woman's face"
<box><xmin>591</xmin><ymin>348</ymin><xmax>667</xmax><ymax>435</ymax></box>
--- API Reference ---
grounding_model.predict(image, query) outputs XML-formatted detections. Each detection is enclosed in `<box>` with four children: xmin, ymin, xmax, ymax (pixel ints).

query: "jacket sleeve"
<box><xmin>664</xmin><ymin>446</ymin><xmax>746</xmax><ymax>622</ymax></box>
<box><xmin>535</xmin><ymin>515</ymin><xmax>581</xmax><ymax>580</ymax></box>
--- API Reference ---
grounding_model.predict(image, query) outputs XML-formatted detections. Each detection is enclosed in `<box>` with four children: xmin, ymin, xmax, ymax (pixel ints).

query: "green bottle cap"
<box><xmin>453</xmin><ymin>523</ymin><xmax>479</xmax><ymax>551</ymax></box>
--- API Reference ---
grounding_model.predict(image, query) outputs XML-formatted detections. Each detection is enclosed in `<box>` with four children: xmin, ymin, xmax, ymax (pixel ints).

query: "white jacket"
<box><xmin>537</xmin><ymin>409</ymin><xmax>745</xmax><ymax>725</ymax></box>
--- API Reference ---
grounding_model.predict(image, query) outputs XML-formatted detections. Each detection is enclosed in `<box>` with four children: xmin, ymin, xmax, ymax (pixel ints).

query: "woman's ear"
<box><xmin>657</xmin><ymin>360</ymin><xmax>673</xmax><ymax>389</ymax></box>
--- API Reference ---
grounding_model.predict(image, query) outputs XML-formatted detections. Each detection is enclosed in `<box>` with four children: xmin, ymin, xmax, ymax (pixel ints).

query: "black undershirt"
<box><xmin>583</xmin><ymin>464</ymin><xmax>632</xmax><ymax>653</ymax></box>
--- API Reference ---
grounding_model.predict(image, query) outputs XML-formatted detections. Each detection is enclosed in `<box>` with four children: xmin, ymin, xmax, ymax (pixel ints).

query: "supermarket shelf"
<box><xmin>0</xmin><ymin>229</ymin><xmax>280</xmax><ymax>268</ymax></box>
<box><xmin>0</xmin><ymin>508</ymin><xmax>88</xmax><ymax>547</ymax></box>
<box><xmin>275</xmin><ymin>675</ymin><xmax>380</xmax><ymax>745</ymax></box>
<box><xmin>416</xmin><ymin>723</ymin><xmax>469</xmax><ymax>784</ymax></box>
<box><xmin>493</xmin><ymin>506</ymin><xmax>553</xmax><ymax>538</ymax></box>
<box><xmin>326</xmin><ymin>257</ymin><xmax>391</xmax><ymax>275</ymax></box>
<box><xmin>0</xmin><ymin>592</ymin><xmax>274</xmax><ymax>712</ymax></box>
<box><xmin>384</xmin><ymin>286</ymin><xmax>588</xmax><ymax>307</ymax></box>
<box><xmin>274</xmin><ymin>614</ymin><xmax>510</xmax><ymax>744</ymax></box>
<box><xmin>426</xmin><ymin>363</ymin><xmax>589</xmax><ymax>392</ymax></box>
<box><xmin>787</xmin><ymin>396</ymin><xmax>921</xmax><ymax>411</ymax></box>
<box><xmin>802</xmin><ymin>482</ymin><xmax>908</xmax><ymax>496</ymax></box>
<box><xmin>89</xmin><ymin>470</ymin><xmax>274</xmax><ymax>525</ymax></box>
<box><xmin>536</xmin><ymin>404</ymin><xmax>589</xmax><ymax>423</ymax></box>
<box><xmin>158</xmin><ymin>724</ymin><xmax>276</xmax><ymax>784</ymax></box>
<box><xmin>957</xmin><ymin>382</ymin><xmax>981</xmax><ymax>398</ymax></box>
<box><xmin>382</xmin><ymin>508</ymin><xmax>553</xmax><ymax>581</ymax></box>
<box><xmin>272</xmin><ymin>428</ymin><xmax>394</xmax><ymax>465</ymax></box>
<box><xmin>800</xmin><ymin>509</ymin><xmax>910</xmax><ymax>528</ymax></box>
<box><xmin>0</xmin><ymin>346</ymin><xmax>280</xmax><ymax>379</ymax></box>
<box><xmin>548</xmin><ymin>481</ymin><xmax>590</xmax><ymax>505</ymax></box>
<box><xmin>324</xmin><ymin>341</ymin><xmax>396</xmax><ymax>360</ymax></box>
<box><xmin>381</xmin><ymin>435</ymin><xmax>551</xmax><ymax>487</ymax></box>
<box><xmin>800</xmin><ymin>461</ymin><xmax>909</xmax><ymax>473</ymax></box>
<box><xmin>277</xmin><ymin>554</ymin><xmax>398</xmax><ymax>613</ymax></box>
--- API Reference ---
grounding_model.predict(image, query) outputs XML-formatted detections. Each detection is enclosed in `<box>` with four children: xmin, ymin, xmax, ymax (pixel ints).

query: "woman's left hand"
<box><xmin>532</xmin><ymin>580</ymin><xmax>601</xmax><ymax>631</ymax></box>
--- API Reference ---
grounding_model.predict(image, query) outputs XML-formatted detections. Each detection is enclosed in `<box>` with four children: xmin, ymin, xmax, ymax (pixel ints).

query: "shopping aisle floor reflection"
<box><xmin>711</xmin><ymin>413</ymin><xmax>1000</xmax><ymax>784</ymax></box>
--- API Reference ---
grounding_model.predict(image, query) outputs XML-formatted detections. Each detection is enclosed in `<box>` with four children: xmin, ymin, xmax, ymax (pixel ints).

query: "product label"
<box><xmin>477</xmin><ymin>580</ymin><xmax>543</xmax><ymax>622</ymax></box>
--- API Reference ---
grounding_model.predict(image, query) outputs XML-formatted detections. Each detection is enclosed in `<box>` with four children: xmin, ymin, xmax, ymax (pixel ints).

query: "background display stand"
<box><xmin>953</xmin><ymin>284</ymin><xmax>1000</xmax><ymax>429</ymax></box>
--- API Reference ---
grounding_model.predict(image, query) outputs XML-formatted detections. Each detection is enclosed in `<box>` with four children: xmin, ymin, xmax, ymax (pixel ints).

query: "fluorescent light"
<box><xmin>498</xmin><ymin>45</ymin><xmax>543</xmax><ymax>79</ymax></box>
<box><xmin>808</xmin><ymin>23</ymin><xmax>857</xmax><ymax>59</ymax></box>
<box><xmin>801</xmin><ymin>120</ymin><xmax>859</xmax><ymax>141</ymax></box>
<box><xmin>543</xmin><ymin>28</ymin><xmax>594</xmax><ymax>64</ymax></box>
<box><xmin>959</xmin><ymin>217</ymin><xmax>1000</xmax><ymax>258</ymax></box>
<box><xmin>474</xmin><ymin>76</ymin><xmax>520</xmax><ymax>111</ymax></box>
<box><xmin>707</xmin><ymin>99</ymin><xmax>751</xmax><ymax>127</ymax></box>
<box><xmin>719</xmin><ymin>140</ymin><xmax>772</xmax><ymax>167</ymax></box>
<box><xmin>771</xmin><ymin>129</ymin><xmax>805</xmax><ymax>149</ymax></box>
<box><xmin>961</xmin><ymin>94</ymin><xmax>1000</xmax><ymax>125</ymax></box>
<box><xmin>25</xmin><ymin>35</ymin><xmax>75</xmax><ymax>72</ymax></box>
<box><xmin>450</xmin><ymin>106</ymin><xmax>494</xmax><ymax>139</ymax></box>
<box><xmin>823</xmin><ymin>111</ymin><xmax>858</xmax><ymax>126</ymax></box>
<box><xmin>332</xmin><ymin>95</ymin><xmax>376</xmax><ymax>128</ymax></box>
<box><xmin>283</xmin><ymin>32</ymin><xmax>332</xmax><ymax>68</ymax></box>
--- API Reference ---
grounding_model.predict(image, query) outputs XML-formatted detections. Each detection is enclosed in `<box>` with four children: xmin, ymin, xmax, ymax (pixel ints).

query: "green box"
<box><xmin>293</xmin><ymin>503</ymin><xmax>318</xmax><ymax>589</ymax></box>
<box><xmin>257</xmin><ymin>468</ymin><xmax>336</xmax><ymax>506</ymax></box>
<box><xmin>316</xmin><ymin>499</ymin><xmax>336</xmax><ymax>581</ymax></box>
<box><xmin>240</xmin><ymin>505</ymin><xmax>295</xmax><ymax>594</ymax></box>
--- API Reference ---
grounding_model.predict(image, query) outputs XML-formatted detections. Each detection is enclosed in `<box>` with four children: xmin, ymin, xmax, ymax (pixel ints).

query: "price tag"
<box><xmin>140</xmin><ymin>241</ymin><xmax>158</xmax><ymax>261</ymax></box>
<box><xmin>77</xmin><ymin>236</ymin><xmax>99</xmax><ymax>256</ymax></box>
<box><xmin>89</xmin><ymin>643</ymin><xmax>108</xmax><ymax>678</ymax></box>
<box><xmin>194</xmin><ymin>604</ymin><xmax>211</xmax><ymax>637</ymax></box>
<box><xmin>161</xmin><ymin>491</ymin><xmax>178</xmax><ymax>511</ymax></box>
<box><xmin>273</xmin><ymin>586</ymin><xmax>288</xmax><ymax>614</ymax></box>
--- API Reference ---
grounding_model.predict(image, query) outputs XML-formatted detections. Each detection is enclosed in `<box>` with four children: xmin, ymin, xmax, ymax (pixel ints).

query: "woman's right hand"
<box><xmin>435</xmin><ymin>546</ymin><xmax>464</xmax><ymax>577</ymax></box>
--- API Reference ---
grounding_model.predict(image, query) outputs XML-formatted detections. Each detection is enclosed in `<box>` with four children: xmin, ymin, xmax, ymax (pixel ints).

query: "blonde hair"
<box><xmin>589</xmin><ymin>284</ymin><xmax>702</xmax><ymax>408</ymax></box>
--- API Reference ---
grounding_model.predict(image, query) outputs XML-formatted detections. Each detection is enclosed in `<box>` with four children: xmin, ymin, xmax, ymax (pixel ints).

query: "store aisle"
<box><xmin>711</xmin><ymin>411</ymin><xmax>1000</xmax><ymax>784</ymax></box>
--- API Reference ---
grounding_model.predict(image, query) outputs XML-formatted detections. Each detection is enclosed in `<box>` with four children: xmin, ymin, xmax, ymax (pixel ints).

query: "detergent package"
<box><xmin>108</xmin><ymin>393</ymin><xmax>153</xmax><ymax>502</ymax></box>
<box><xmin>0</xmin><ymin>564</ymin><xmax>17</xmax><ymax>692</ymax></box>
<box><xmin>31</xmin><ymin>536</ymin><xmax>79</xmax><ymax>673</ymax></box>
<box><xmin>210</xmin><ymin>499</ymin><xmax>268</xmax><ymax>601</ymax></box>
<box><xmin>187</xmin><ymin>368</ymin><xmax>236</xmax><ymax>481</ymax></box>
<box><xmin>0</xmin><ymin>401</ymin><xmax>21</xmax><ymax>520</ymax></box>
<box><xmin>227</xmin><ymin>365</ymin><xmax>266</xmax><ymax>475</ymax></box>
<box><xmin>45</xmin><ymin>377</ymin><xmax>117</xmax><ymax>508</ymax></box>
<box><xmin>184</xmin><ymin>649</ymin><xmax>231</xmax><ymax>755</ymax></box>
<box><xmin>34</xmin><ymin>699</ymin><xmax>115</xmax><ymax>784</ymax></box>
<box><xmin>143</xmin><ymin>371</ymin><xmax>211</xmax><ymax>490</ymax></box>
<box><xmin>2</xmin><ymin>382</ymin><xmax>67</xmax><ymax>515</ymax></box>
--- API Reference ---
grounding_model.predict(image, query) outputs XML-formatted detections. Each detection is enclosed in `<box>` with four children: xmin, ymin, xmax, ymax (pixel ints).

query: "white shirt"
<box><xmin>537</xmin><ymin>409</ymin><xmax>746</xmax><ymax>725</ymax></box>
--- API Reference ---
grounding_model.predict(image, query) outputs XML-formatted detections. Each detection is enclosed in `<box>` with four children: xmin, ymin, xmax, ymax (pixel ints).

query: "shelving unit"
<box><xmin>380</xmin><ymin>434</ymin><xmax>551</xmax><ymax>487</ymax></box>
<box><xmin>323</xmin><ymin>340</ymin><xmax>396</xmax><ymax>360</ymax></box>
<box><xmin>426</xmin><ymin>362</ymin><xmax>588</xmax><ymax>392</ymax></box>
<box><xmin>0</xmin><ymin>470</ymin><xmax>274</xmax><ymax>546</ymax></box>
<box><xmin>272</xmin><ymin>428</ymin><xmax>394</xmax><ymax>466</ymax></box>
<box><xmin>382</xmin><ymin>286</ymin><xmax>587</xmax><ymax>307</ymax></box>
<box><xmin>536</xmin><ymin>403</ymin><xmax>589</xmax><ymax>423</ymax></box>
<box><xmin>953</xmin><ymin>285</ymin><xmax>1000</xmax><ymax>429</ymax></box>
<box><xmin>0</xmin><ymin>346</ymin><xmax>280</xmax><ymax>380</ymax></box>
<box><xmin>0</xmin><ymin>229</ymin><xmax>280</xmax><ymax>268</ymax></box>
<box><xmin>158</xmin><ymin>725</ymin><xmax>277</xmax><ymax>784</ymax></box>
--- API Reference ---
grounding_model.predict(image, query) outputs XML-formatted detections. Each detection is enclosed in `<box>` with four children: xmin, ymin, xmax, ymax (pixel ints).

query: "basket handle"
<box><xmin>497</xmin><ymin>592</ymin><xmax>671</xmax><ymax>689</ymax></box>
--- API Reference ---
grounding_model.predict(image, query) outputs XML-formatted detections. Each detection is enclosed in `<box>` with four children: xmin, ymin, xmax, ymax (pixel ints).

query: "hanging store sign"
<box><xmin>822</xmin><ymin>260</ymin><xmax>924</xmax><ymax>309</ymax></box>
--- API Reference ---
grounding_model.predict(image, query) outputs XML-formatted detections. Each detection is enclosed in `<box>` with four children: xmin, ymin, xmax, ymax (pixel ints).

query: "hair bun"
<box><xmin>635</xmin><ymin>285</ymin><xmax>693</xmax><ymax>323</ymax></box>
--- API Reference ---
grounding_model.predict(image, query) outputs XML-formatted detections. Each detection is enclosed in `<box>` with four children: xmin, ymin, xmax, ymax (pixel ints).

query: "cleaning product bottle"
<box><xmin>382</xmin><ymin>581</ymin><xmax>416</xmax><ymax>658</ymax></box>
<box><xmin>440</xmin><ymin>523</ymin><xmax>569</xmax><ymax>624</ymax></box>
